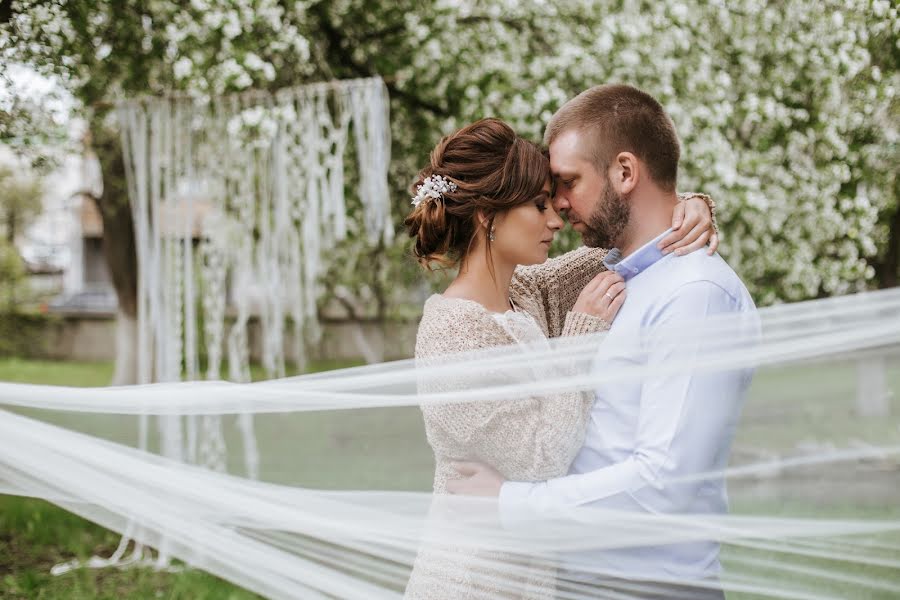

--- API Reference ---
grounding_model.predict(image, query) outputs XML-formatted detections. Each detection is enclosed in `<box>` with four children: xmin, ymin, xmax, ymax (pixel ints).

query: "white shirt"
<box><xmin>499</xmin><ymin>229</ymin><xmax>760</xmax><ymax>580</ymax></box>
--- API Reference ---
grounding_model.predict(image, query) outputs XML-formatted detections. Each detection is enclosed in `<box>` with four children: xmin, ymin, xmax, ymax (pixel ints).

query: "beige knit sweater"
<box><xmin>404</xmin><ymin>246</ymin><xmax>609</xmax><ymax>600</ymax></box>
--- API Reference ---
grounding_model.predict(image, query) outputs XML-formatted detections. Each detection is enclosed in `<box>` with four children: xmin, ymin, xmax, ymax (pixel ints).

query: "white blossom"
<box><xmin>173</xmin><ymin>57</ymin><xmax>193</xmax><ymax>80</ymax></box>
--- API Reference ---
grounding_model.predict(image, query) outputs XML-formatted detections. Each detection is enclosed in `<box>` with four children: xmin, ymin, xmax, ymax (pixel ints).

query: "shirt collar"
<box><xmin>602</xmin><ymin>229</ymin><xmax>671</xmax><ymax>282</ymax></box>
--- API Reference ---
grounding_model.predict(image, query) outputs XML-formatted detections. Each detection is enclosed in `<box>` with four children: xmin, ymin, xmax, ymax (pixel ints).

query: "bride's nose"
<box><xmin>547</xmin><ymin>207</ymin><xmax>564</xmax><ymax>231</ymax></box>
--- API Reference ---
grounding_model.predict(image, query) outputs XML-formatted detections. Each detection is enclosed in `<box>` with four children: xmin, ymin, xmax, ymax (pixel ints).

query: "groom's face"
<box><xmin>549</xmin><ymin>129</ymin><xmax>631</xmax><ymax>248</ymax></box>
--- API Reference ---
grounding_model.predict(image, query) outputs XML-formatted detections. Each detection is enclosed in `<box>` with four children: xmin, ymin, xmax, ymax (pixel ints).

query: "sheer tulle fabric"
<box><xmin>1</xmin><ymin>288</ymin><xmax>899</xmax><ymax>599</ymax></box>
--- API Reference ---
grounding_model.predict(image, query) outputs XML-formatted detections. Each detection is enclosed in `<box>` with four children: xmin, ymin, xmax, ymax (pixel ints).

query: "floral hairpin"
<box><xmin>411</xmin><ymin>174</ymin><xmax>458</xmax><ymax>207</ymax></box>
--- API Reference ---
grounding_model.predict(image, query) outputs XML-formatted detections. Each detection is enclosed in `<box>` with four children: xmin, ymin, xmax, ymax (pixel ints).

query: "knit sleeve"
<box><xmin>415</xmin><ymin>303</ymin><xmax>592</xmax><ymax>480</ymax></box>
<box><xmin>511</xmin><ymin>246</ymin><xmax>608</xmax><ymax>338</ymax></box>
<box><xmin>560</xmin><ymin>310</ymin><xmax>610</xmax><ymax>336</ymax></box>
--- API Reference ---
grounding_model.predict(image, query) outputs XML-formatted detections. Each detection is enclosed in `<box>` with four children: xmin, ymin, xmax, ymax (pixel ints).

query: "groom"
<box><xmin>448</xmin><ymin>84</ymin><xmax>759</xmax><ymax>598</ymax></box>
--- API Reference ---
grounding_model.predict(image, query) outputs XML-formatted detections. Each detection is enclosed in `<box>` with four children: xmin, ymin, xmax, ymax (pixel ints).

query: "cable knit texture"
<box><xmin>404</xmin><ymin>246</ymin><xmax>609</xmax><ymax>600</ymax></box>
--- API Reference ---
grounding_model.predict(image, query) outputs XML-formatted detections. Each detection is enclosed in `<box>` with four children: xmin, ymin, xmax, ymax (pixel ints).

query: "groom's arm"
<box><xmin>498</xmin><ymin>280</ymin><xmax>749</xmax><ymax>520</ymax></box>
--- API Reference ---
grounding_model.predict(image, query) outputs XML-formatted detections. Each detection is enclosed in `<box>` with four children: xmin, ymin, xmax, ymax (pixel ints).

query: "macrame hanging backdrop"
<box><xmin>73</xmin><ymin>76</ymin><xmax>392</xmax><ymax>570</ymax></box>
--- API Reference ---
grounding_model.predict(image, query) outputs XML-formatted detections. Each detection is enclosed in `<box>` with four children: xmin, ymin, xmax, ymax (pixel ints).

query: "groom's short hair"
<box><xmin>544</xmin><ymin>84</ymin><xmax>680</xmax><ymax>191</ymax></box>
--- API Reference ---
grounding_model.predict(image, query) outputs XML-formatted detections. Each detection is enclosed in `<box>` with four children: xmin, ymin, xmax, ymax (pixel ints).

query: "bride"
<box><xmin>403</xmin><ymin>118</ymin><xmax>715</xmax><ymax>599</ymax></box>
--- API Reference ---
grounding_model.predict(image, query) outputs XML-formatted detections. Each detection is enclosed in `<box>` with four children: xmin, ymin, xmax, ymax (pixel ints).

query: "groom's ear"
<box><xmin>611</xmin><ymin>152</ymin><xmax>639</xmax><ymax>195</ymax></box>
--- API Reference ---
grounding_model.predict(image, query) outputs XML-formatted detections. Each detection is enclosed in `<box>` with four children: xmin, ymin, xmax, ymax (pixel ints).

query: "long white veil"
<box><xmin>1</xmin><ymin>287</ymin><xmax>899</xmax><ymax>598</ymax></box>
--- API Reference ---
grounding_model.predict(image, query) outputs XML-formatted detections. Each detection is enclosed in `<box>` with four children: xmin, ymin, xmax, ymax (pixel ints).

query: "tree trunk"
<box><xmin>7</xmin><ymin>210</ymin><xmax>18</xmax><ymax>307</ymax></box>
<box><xmin>872</xmin><ymin>173</ymin><xmax>900</xmax><ymax>289</ymax></box>
<box><xmin>876</xmin><ymin>204</ymin><xmax>899</xmax><ymax>289</ymax></box>
<box><xmin>6</xmin><ymin>210</ymin><xmax>14</xmax><ymax>245</ymax></box>
<box><xmin>110</xmin><ymin>308</ymin><xmax>138</xmax><ymax>385</ymax></box>
<box><xmin>350</xmin><ymin>321</ymin><xmax>384</xmax><ymax>364</ymax></box>
<box><xmin>91</xmin><ymin>123</ymin><xmax>140</xmax><ymax>384</ymax></box>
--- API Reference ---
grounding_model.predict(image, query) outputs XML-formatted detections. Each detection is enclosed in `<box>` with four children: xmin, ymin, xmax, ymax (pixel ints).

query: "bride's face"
<box><xmin>491</xmin><ymin>180</ymin><xmax>562</xmax><ymax>266</ymax></box>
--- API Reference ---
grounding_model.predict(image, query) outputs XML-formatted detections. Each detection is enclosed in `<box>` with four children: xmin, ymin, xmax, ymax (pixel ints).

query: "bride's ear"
<box><xmin>476</xmin><ymin>209</ymin><xmax>491</xmax><ymax>232</ymax></box>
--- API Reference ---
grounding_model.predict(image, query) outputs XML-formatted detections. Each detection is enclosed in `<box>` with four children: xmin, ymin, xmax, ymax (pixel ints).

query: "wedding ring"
<box><xmin>605</xmin><ymin>292</ymin><xmax>614</xmax><ymax>300</ymax></box>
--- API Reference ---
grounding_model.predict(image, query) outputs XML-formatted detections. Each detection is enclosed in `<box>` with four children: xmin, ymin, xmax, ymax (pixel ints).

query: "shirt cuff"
<box><xmin>498</xmin><ymin>480</ymin><xmax>539</xmax><ymax>530</ymax></box>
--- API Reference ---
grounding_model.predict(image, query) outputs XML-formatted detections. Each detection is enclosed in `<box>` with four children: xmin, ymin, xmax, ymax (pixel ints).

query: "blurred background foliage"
<box><xmin>0</xmin><ymin>0</ymin><xmax>897</xmax><ymax>317</ymax></box>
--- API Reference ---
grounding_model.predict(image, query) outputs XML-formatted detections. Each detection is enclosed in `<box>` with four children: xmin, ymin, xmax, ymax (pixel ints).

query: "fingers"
<box><xmin>672</xmin><ymin>225</ymin><xmax>712</xmax><ymax>256</ymax></box>
<box><xmin>593</xmin><ymin>271</ymin><xmax>623</xmax><ymax>296</ymax></box>
<box><xmin>680</xmin><ymin>195</ymin><xmax>713</xmax><ymax>232</ymax></box>
<box><xmin>574</xmin><ymin>271</ymin><xmax>627</xmax><ymax>320</ymax></box>
<box><xmin>662</xmin><ymin>222</ymin><xmax>709</xmax><ymax>256</ymax></box>
<box><xmin>602</xmin><ymin>281</ymin><xmax>626</xmax><ymax>304</ymax></box>
<box><xmin>451</xmin><ymin>461</ymin><xmax>480</xmax><ymax>477</ymax></box>
<box><xmin>599</xmin><ymin>283</ymin><xmax>626</xmax><ymax>322</ymax></box>
<box><xmin>707</xmin><ymin>231</ymin><xmax>719</xmax><ymax>255</ymax></box>
<box><xmin>447</xmin><ymin>461</ymin><xmax>476</xmax><ymax>494</ymax></box>
<box><xmin>583</xmin><ymin>269</ymin><xmax>617</xmax><ymax>294</ymax></box>
<box><xmin>656</xmin><ymin>228</ymin><xmax>685</xmax><ymax>251</ymax></box>
<box><xmin>594</xmin><ymin>274</ymin><xmax>625</xmax><ymax>311</ymax></box>
<box><xmin>603</xmin><ymin>286</ymin><xmax>627</xmax><ymax>322</ymax></box>
<box><xmin>671</xmin><ymin>200</ymin><xmax>685</xmax><ymax>230</ymax></box>
<box><xmin>660</xmin><ymin>200</ymin><xmax>712</xmax><ymax>254</ymax></box>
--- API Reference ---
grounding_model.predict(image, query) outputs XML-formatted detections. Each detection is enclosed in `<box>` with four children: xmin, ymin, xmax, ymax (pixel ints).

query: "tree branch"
<box><xmin>458</xmin><ymin>15</ymin><xmax>527</xmax><ymax>31</ymax></box>
<box><xmin>875</xmin><ymin>193</ymin><xmax>900</xmax><ymax>289</ymax></box>
<box><xmin>384</xmin><ymin>82</ymin><xmax>449</xmax><ymax>117</ymax></box>
<box><xmin>358</xmin><ymin>23</ymin><xmax>407</xmax><ymax>41</ymax></box>
<box><xmin>332</xmin><ymin>292</ymin><xmax>362</xmax><ymax>321</ymax></box>
<box><xmin>311</xmin><ymin>2</ymin><xmax>450</xmax><ymax>117</ymax></box>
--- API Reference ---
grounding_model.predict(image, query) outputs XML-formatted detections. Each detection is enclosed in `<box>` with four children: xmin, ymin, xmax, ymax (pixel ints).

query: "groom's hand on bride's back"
<box><xmin>447</xmin><ymin>461</ymin><xmax>505</xmax><ymax>497</ymax></box>
<box><xmin>573</xmin><ymin>271</ymin><xmax>626</xmax><ymax>324</ymax></box>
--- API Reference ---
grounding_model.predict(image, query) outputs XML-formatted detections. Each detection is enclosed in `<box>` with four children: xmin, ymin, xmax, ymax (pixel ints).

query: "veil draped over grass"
<box><xmin>1</xmin><ymin>288</ymin><xmax>899</xmax><ymax>599</ymax></box>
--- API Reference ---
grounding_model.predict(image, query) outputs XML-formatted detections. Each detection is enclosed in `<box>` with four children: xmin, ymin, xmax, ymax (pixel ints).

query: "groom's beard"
<box><xmin>581</xmin><ymin>179</ymin><xmax>631</xmax><ymax>249</ymax></box>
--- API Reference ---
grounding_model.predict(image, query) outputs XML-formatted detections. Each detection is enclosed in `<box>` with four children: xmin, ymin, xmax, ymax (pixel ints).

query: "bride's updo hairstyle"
<box><xmin>405</xmin><ymin>118</ymin><xmax>549</xmax><ymax>270</ymax></box>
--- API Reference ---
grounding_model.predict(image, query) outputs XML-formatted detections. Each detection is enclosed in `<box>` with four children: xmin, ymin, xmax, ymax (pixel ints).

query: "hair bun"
<box><xmin>405</xmin><ymin>118</ymin><xmax>550</xmax><ymax>271</ymax></box>
<box><xmin>404</xmin><ymin>189</ymin><xmax>453</xmax><ymax>269</ymax></box>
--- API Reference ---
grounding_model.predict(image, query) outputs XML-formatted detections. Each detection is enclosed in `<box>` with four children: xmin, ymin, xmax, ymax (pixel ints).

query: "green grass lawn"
<box><xmin>0</xmin><ymin>492</ymin><xmax>259</xmax><ymax>599</ymax></box>
<box><xmin>0</xmin><ymin>357</ymin><xmax>365</xmax><ymax>600</ymax></box>
<box><xmin>0</xmin><ymin>358</ymin><xmax>114</xmax><ymax>387</ymax></box>
<box><xmin>1</xmin><ymin>356</ymin><xmax>899</xmax><ymax>599</ymax></box>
